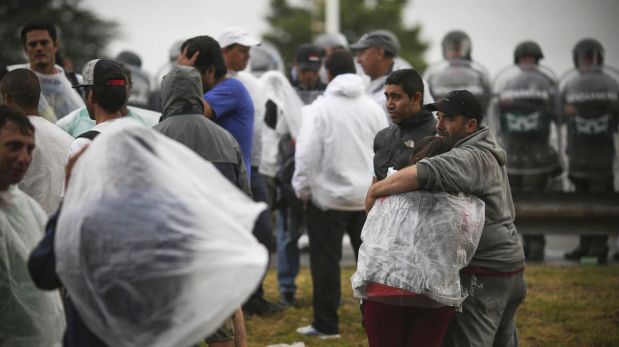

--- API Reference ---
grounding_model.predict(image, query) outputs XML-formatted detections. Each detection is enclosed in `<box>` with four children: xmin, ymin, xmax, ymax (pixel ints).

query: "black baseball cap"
<box><xmin>73</xmin><ymin>59</ymin><xmax>127</xmax><ymax>89</ymax></box>
<box><xmin>425</xmin><ymin>90</ymin><xmax>483</xmax><ymax>121</ymax></box>
<box><xmin>295</xmin><ymin>44</ymin><xmax>323</xmax><ymax>71</ymax></box>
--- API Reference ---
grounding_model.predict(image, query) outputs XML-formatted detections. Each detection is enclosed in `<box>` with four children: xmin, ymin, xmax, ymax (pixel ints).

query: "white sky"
<box><xmin>82</xmin><ymin>0</ymin><xmax>619</xmax><ymax>82</ymax></box>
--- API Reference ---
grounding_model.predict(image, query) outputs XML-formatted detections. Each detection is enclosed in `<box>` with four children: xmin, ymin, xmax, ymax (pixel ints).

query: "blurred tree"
<box><xmin>263</xmin><ymin>0</ymin><xmax>428</xmax><ymax>73</ymax></box>
<box><xmin>0</xmin><ymin>0</ymin><xmax>118</xmax><ymax>72</ymax></box>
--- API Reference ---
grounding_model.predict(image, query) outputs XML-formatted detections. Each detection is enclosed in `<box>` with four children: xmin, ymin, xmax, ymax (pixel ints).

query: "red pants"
<box><xmin>362</xmin><ymin>300</ymin><xmax>454</xmax><ymax>347</ymax></box>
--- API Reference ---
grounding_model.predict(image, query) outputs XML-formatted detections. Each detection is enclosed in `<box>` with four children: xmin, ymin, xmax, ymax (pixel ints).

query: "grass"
<box><xmin>244</xmin><ymin>265</ymin><xmax>619</xmax><ymax>347</ymax></box>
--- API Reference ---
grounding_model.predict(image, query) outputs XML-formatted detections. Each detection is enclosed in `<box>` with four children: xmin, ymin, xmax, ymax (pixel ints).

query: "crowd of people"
<box><xmin>1</xmin><ymin>19</ymin><xmax>618</xmax><ymax>347</ymax></box>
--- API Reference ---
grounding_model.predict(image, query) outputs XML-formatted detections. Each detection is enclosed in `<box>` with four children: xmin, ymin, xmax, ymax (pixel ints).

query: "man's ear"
<box><xmin>1</xmin><ymin>94</ymin><xmax>14</xmax><ymax>106</ymax></box>
<box><xmin>412</xmin><ymin>91</ymin><xmax>423</xmax><ymax>105</ymax></box>
<box><xmin>466</xmin><ymin>118</ymin><xmax>478</xmax><ymax>134</ymax></box>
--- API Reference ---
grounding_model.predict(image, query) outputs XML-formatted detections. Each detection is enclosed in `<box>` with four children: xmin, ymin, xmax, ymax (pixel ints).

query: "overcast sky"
<box><xmin>82</xmin><ymin>0</ymin><xmax>619</xmax><ymax>82</ymax></box>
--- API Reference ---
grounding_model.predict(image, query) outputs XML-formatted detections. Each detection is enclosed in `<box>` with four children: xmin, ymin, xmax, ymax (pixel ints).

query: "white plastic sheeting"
<box><xmin>0</xmin><ymin>186</ymin><xmax>65</xmax><ymax>347</ymax></box>
<box><xmin>352</xmin><ymin>191</ymin><xmax>485</xmax><ymax>307</ymax></box>
<box><xmin>18</xmin><ymin>116</ymin><xmax>73</xmax><ymax>215</ymax></box>
<box><xmin>55</xmin><ymin>119</ymin><xmax>268</xmax><ymax>347</ymax></box>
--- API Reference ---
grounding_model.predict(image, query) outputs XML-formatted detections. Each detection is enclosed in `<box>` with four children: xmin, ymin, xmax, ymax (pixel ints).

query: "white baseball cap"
<box><xmin>218</xmin><ymin>27</ymin><xmax>261</xmax><ymax>48</ymax></box>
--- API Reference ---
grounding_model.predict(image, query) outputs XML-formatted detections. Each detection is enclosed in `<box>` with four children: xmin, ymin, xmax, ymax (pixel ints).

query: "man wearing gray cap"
<box><xmin>351</xmin><ymin>30</ymin><xmax>434</xmax><ymax>116</ymax></box>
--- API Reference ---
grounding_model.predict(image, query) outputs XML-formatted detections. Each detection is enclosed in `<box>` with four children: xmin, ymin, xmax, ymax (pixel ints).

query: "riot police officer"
<box><xmin>424</xmin><ymin>30</ymin><xmax>491</xmax><ymax>110</ymax></box>
<box><xmin>491</xmin><ymin>41</ymin><xmax>562</xmax><ymax>261</ymax></box>
<box><xmin>560</xmin><ymin>38</ymin><xmax>619</xmax><ymax>263</ymax></box>
<box><xmin>116</xmin><ymin>50</ymin><xmax>152</xmax><ymax>109</ymax></box>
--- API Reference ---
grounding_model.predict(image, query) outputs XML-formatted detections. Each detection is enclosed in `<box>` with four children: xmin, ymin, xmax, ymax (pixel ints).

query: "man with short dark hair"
<box><xmin>178</xmin><ymin>35</ymin><xmax>254</xmax><ymax>183</ymax></box>
<box><xmin>373</xmin><ymin>68</ymin><xmax>437</xmax><ymax>182</ymax></box>
<box><xmin>0</xmin><ymin>68</ymin><xmax>73</xmax><ymax>215</ymax></box>
<box><xmin>68</xmin><ymin>59</ymin><xmax>128</xmax><ymax>158</ymax></box>
<box><xmin>366</xmin><ymin>90</ymin><xmax>526</xmax><ymax>347</ymax></box>
<box><xmin>0</xmin><ymin>105</ymin><xmax>65</xmax><ymax>346</ymax></box>
<box><xmin>293</xmin><ymin>50</ymin><xmax>388</xmax><ymax>339</ymax></box>
<box><xmin>16</xmin><ymin>21</ymin><xmax>84</xmax><ymax>119</ymax></box>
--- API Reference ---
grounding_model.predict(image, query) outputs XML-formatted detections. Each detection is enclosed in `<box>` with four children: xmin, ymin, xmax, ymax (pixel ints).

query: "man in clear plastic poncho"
<box><xmin>28</xmin><ymin>118</ymin><xmax>269</xmax><ymax>347</ymax></box>
<box><xmin>12</xmin><ymin>21</ymin><xmax>85</xmax><ymax>120</ymax></box>
<box><xmin>366</xmin><ymin>90</ymin><xmax>527</xmax><ymax>347</ymax></box>
<box><xmin>0</xmin><ymin>68</ymin><xmax>73</xmax><ymax>215</ymax></box>
<box><xmin>0</xmin><ymin>105</ymin><xmax>65</xmax><ymax>346</ymax></box>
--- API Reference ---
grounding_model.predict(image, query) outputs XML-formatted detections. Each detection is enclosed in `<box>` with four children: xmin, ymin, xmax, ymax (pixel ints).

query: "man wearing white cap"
<box><xmin>219</xmin><ymin>27</ymin><xmax>280</xmax><ymax>316</ymax></box>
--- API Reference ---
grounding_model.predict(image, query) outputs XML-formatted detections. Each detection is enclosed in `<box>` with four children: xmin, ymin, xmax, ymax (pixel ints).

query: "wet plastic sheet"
<box><xmin>0</xmin><ymin>186</ymin><xmax>65</xmax><ymax>347</ymax></box>
<box><xmin>352</xmin><ymin>191</ymin><xmax>485</xmax><ymax>307</ymax></box>
<box><xmin>56</xmin><ymin>119</ymin><xmax>268</xmax><ymax>347</ymax></box>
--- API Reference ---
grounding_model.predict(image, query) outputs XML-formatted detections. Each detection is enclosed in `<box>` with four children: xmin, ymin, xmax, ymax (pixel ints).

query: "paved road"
<box><xmin>274</xmin><ymin>234</ymin><xmax>619</xmax><ymax>268</ymax></box>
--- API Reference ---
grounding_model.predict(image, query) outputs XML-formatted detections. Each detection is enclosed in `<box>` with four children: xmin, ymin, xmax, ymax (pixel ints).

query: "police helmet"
<box><xmin>115</xmin><ymin>51</ymin><xmax>142</xmax><ymax>68</ymax></box>
<box><xmin>514</xmin><ymin>41</ymin><xmax>543</xmax><ymax>64</ymax></box>
<box><xmin>442</xmin><ymin>30</ymin><xmax>472</xmax><ymax>60</ymax></box>
<box><xmin>314</xmin><ymin>32</ymin><xmax>349</xmax><ymax>50</ymax></box>
<box><xmin>572</xmin><ymin>38</ymin><xmax>604</xmax><ymax>68</ymax></box>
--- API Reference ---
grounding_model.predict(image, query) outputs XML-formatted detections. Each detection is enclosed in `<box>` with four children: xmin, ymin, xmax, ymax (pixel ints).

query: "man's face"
<box><xmin>436</xmin><ymin>112</ymin><xmax>475</xmax><ymax>145</ymax></box>
<box><xmin>0</xmin><ymin>121</ymin><xmax>35</xmax><ymax>190</ymax></box>
<box><xmin>223</xmin><ymin>44</ymin><xmax>251</xmax><ymax>72</ymax></box>
<box><xmin>356</xmin><ymin>47</ymin><xmax>382</xmax><ymax>79</ymax></box>
<box><xmin>297</xmin><ymin>68</ymin><xmax>319</xmax><ymax>89</ymax></box>
<box><xmin>24</xmin><ymin>30</ymin><xmax>58</xmax><ymax>72</ymax></box>
<box><xmin>384</xmin><ymin>84</ymin><xmax>420</xmax><ymax>124</ymax></box>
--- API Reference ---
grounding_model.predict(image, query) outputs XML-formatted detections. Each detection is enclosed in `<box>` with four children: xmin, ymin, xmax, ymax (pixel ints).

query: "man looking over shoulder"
<box><xmin>366</xmin><ymin>90</ymin><xmax>527</xmax><ymax>347</ymax></box>
<box><xmin>373</xmin><ymin>68</ymin><xmax>437</xmax><ymax>182</ymax></box>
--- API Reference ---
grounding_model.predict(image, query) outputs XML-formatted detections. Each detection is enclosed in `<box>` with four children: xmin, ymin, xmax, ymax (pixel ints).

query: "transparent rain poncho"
<box><xmin>0</xmin><ymin>186</ymin><xmax>65</xmax><ymax>347</ymax></box>
<box><xmin>352</xmin><ymin>191</ymin><xmax>485</xmax><ymax>307</ymax></box>
<box><xmin>55</xmin><ymin>119</ymin><xmax>268</xmax><ymax>347</ymax></box>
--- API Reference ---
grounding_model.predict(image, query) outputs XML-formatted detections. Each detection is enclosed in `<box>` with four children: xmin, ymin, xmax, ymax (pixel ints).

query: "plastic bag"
<box><xmin>56</xmin><ymin>119</ymin><xmax>268</xmax><ymax>347</ymax></box>
<box><xmin>352</xmin><ymin>191</ymin><xmax>485</xmax><ymax>307</ymax></box>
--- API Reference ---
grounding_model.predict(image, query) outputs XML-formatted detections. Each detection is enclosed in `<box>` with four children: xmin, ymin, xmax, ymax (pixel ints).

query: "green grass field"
<box><xmin>244</xmin><ymin>265</ymin><xmax>619</xmax><ymax>347</ymax></box>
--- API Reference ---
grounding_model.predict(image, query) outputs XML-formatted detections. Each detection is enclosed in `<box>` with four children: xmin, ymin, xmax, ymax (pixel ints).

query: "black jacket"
<box><xmin>373</xmin><ymin>110</ymin><xmax>437</xmax><ymax>180</ymax></box>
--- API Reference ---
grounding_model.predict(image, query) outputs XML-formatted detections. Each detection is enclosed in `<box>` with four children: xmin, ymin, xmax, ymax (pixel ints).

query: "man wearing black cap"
<box><xmin>291</xmin><ymin>43</ymin><xmax>326</xmax><ymax>105</ymax></box>
<box><xmin>67</xmin><ymin>59</ymin><xmax>128</xmax><ymax>158</ymax></box>
<box><xmin>366</xmin><ymin>90</ymin><xmax>526</xmax><ymax>347</ymax></box>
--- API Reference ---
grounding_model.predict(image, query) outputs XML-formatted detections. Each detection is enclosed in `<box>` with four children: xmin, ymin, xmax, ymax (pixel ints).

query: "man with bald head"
<box><xmin>0</xmin><ymin>68</ymin><xmax>73</xmax><ymax>215</ymax></box>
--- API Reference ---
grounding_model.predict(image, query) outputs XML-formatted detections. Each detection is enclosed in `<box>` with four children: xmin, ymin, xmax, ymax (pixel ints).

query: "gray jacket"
<box><xmin>154</xmin><ymin>65</ymin><xmax>250</xmax><ymax>195</ymax></box>
<box><xmin>417</xmin><ymin>126</ymin><xmax>525</xmax><ymax>271</ymax></box>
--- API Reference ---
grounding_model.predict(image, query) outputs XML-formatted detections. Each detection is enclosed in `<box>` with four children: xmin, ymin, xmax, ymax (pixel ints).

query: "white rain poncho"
<box><xmin>352</xmin><ymin>191</ymin><xmax>485</xmax><ymax>307</ymax></box>
<box><xmin>55</xmin><ymin>119</ymin><xmax>269</xmax><ymax>347</ymax></box>
<box><xmin>0</xmin><ymin>186</ymin><xmax>65</xmax><ymax>347</ymax></box>
<box><xmin>9</xmin><ymin>64</ymin><xmax>85</xmax><ymax>120</ymax></box>
<box><xmin>18</xmin><ymin>116</ymin><xmax>73</xmax><ymax>215</ymax></box>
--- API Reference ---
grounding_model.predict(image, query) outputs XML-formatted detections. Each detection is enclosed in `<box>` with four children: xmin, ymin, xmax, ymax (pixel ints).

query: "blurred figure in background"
<box><xmin>491</xmin><ymin>41</ymin><xmax>563</xmax><ymax>261</ymax></box>
<box><xmin>560</xmin><ymin>38</ymin><xmax>619</xmax><ymax>264</ymax></box>
<box><xmin>351</xmin><ymin>30</ymin><xmax>433</xmax><ymax>117</ymax></box>
<box><xmin>115</xmin><ymin>50</ymin><xmax>152</xmax><ymax>109</ymax></box>
<box><xmin>424</xmin><ymin>30</ymin><xmax>491</xmax><ymax>112</ymax></box>
<box><xmin>149</xmin><ymin>40</ymin><xmax>184</xmax><ymax>112</ymax></box>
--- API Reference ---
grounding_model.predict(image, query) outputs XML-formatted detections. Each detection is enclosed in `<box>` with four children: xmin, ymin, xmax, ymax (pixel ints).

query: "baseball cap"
<box><xmin>425</xmin><ymin>90</ymin><xmax>483</xmax><ymax>121</ymax></box>
<box><xmin>73</xmin><ymin>59</ymin><xmax>127</xmax><ymax>89</ymax></box>
<box><xmin>295</xmin><ymin>44</ymin><xmax>323</xmax><ymax>71</ymax></box>
<box><xmin>350</xmin><ymin>31</ymin><xmax>398</xmax><ymax>56</ymax></box>
<box><xmin>218</xmin><ymin>27</ymin><xmax>261</xmax><ymax>48</ymax></box>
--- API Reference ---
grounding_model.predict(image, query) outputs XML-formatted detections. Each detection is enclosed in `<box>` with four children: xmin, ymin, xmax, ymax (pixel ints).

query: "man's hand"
<box><xmin>177</xmin><ymin>45</ymin><xmax>199</xmax><ymax>67</ymax></box>
<box><xmin>65</xmin><ymin>145</ymin><xmax>88</xmax><ymax>188</ymax></box>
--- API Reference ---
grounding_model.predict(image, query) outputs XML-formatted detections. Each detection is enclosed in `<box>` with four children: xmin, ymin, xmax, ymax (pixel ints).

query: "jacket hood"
<box><xmin>456</xmin><ymin>126</ymin><xmax>506</xmax><ymax>166</ymax></box>
<box><xmin>161</xmin><ymin>65</ymin><xmax>205</xmax><ymax>120</ymax></box>
<box><xmin>325</xmin><ymin>73</ymin><xmax>365</xmax><ymax>98</ymax></box>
